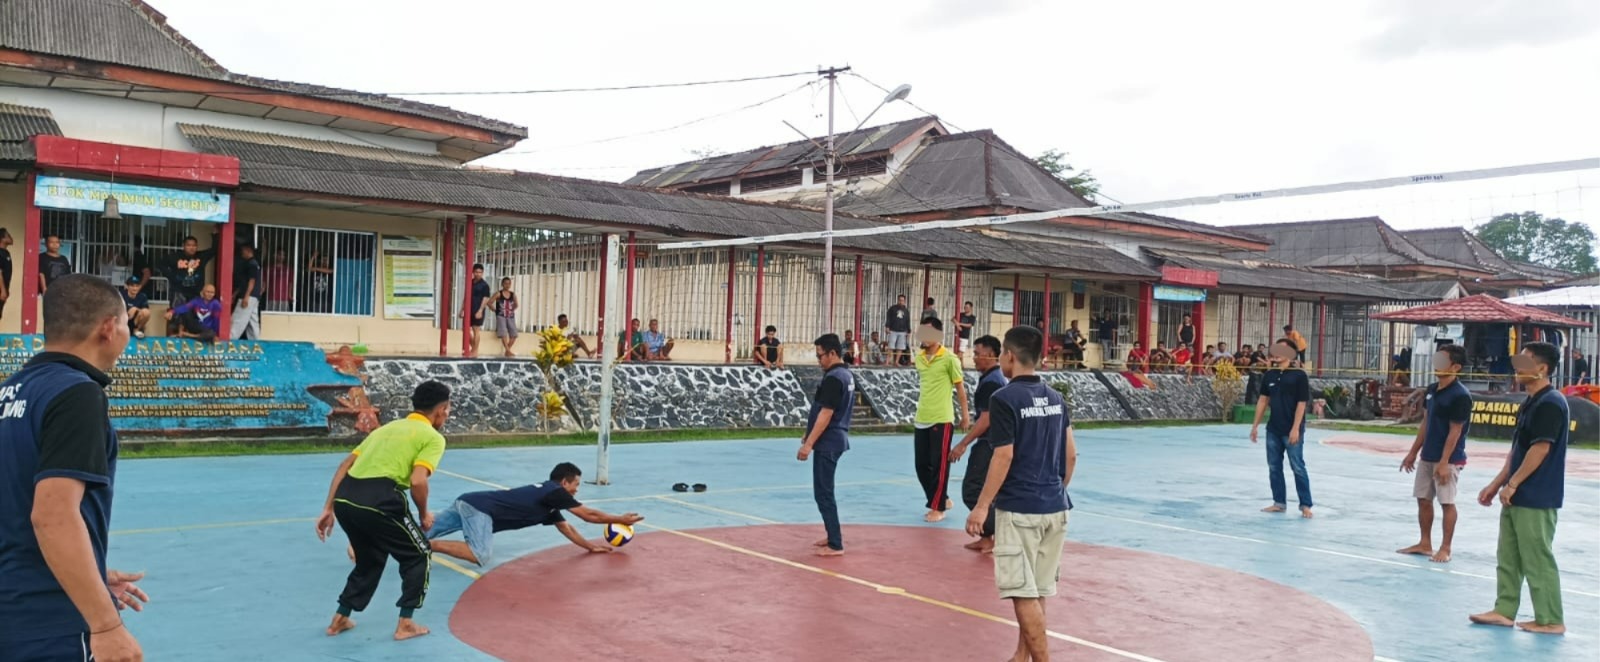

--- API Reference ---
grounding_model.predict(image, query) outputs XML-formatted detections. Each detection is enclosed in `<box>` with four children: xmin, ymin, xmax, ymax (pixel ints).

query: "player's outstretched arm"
<box><xmin>555</xmin><ymin>520</ymin><xmax>611</xmax><ymax>553</ymax></box>
<box><xmin>570</xmin><ymin>506</ymin><xmax>644</xmax><ymax>526</ymax></box>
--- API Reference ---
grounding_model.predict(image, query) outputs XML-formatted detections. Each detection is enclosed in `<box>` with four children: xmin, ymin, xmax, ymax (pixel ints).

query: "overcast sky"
<box><xmin>156</xmin><ymin>0</ymin><xmax>1599</xmax><ymax>236</ymax></box>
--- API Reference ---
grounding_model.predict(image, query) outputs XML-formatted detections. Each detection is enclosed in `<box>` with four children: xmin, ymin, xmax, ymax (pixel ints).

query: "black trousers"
<box><xmin>914</xmin><ymin>423</ymin><xmax>954</xmax><ymax>511</ymax></box>
<box><xmin>961</xmin><ymin>440</ymin><xmax>997</xmax><ymax>537</ymax></box>
<box><xmin>334</xmin><ymin>476</ymin><xmax>430</xmax><ymax>613</ymax></box>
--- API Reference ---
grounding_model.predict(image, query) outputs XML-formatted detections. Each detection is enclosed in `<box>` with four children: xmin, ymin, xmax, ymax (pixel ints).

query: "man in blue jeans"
<box><xmin>798</xmin><ymin>333</ymin><xmax>854</xmax><ymax>556</ymax></box>
<box><xmin>1250</xmin><ymin>338</ymin><xmax>1314</xmax><ymax>518</ymax></box>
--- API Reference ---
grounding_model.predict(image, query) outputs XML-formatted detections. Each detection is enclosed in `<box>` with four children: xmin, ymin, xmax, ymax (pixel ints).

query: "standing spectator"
<box><xmin>964</xmin><ymin>325</ymin><xmax>1075</xmax><ymax>662</ymax></box>
<box><xmin>165</xmin><ymin>233</ymin><xmax>217</xmax><ymax>311</ymax></box>
<box><xmin>617</xmin><ymin>318</ymin><xmax>646</xmax><ymax>362</ymax></box>
<box><xmin>956</xmin><ymin>301</ymin><xmax>976</xmax><ymax>354</ymax></box>
<box><xmin>264</xmin><ymin>248</ymin><xmax>293</xmax><ymax>312</ymax></box>
<box><xmin>304</xmin><ymin>250</ymin><xmax>335</xmax><ymax>314</ymax></box>
<box><xmin>556</xmin><ymin>314</ymin><xmax>593</xmax><ymax>358</ymax></box>
<box><xmin>1178</xmin><ymin>313</ymin><xmax>1196</xmax><ymax>349</ymax></box>
<box><xmin>1096</xmin><ymin>312</ymin><xmax>1118</xmax><ymax>358</ymax></box>
<box><xmin>0</xmin><ymin>228</ymin><xmax>12</xmax><ymax>320</ymax></box>
<box><xmin>1250</xmin><ymin>339</ymin><xmax>1314</xmax><ymax>518</ymax></box>
<box><xmin>130</xmin><ymin>236</ymin><xmax>151</xmax><ymax>285</ymax></box>
<box><xmin>885</xmin><ymin>294</ymin><xmax>912</xmax><ymax>367</ymax></box>
<box><xmin>921</xmin><ymin>297</ymin><xmax>939</xmax><ymax>323</ymax></box>
<box><xmin>165</xmin><ymin>284</ymin><xmax>223</xmax><ymax>343</ymax></box>
<box><xmin>467</xmin><ymin>264</ymin><xmax>490</xmax><ymax>358</ymax></box>
<box><xmin>1469</xmin><ymin>342</ymin><xmax>1569</xmax><ymax>635</ymax></box>
<box><xmin>1285</xmin><ymin>325</ymin><xmax>1309</xmax><ymax>363</ymax></box>
<box><xmin>798</xmin><ymin>333</ymin><xmax>854</xmax><ymax>557</ymax></box>
<box><xmin>490</xmin><ymin>277</ymin><xmax>519</xmax><ymax>357</ymax></box>
<box><xmin>643</xmin><ymin>319</ymin><xmax>674</xmax><ymax>361</ymax></box>
<box><xmin>754</xmin><ymin>325</ymin><xmax>782</xmax><ymax>369</ymax></box>
<box><xmin>231</xmin><ymin>244</ymin><xmax>262</xmax><ymax>340</ymax></box>
<box><xmin>0</xmin><ymin>274</ymin><xmax>148</xmax><ymax>662</ymax></box>
<box><xmin>38</xmin><ymin>235</ymin><xmax>73</xmax><ymax>294</ymax></box>
<box><xmin>912</xmin><ymin>317</ymin><xmax>970</xmax><ymax>523</ymax></box>
<box><xmin>1571</xmin><ymin>349</ymin><xmax>1590</xmax><ymax>386</ymax></box>
<box><xmin>867</xmin><ymin>331</ymin><xmax>888</xmax><ymax>366</ymax></box>
<box><xmin>841</xmin><ymin>329</ymin><xmax>860</xmax><ymax>366</ymax></box>
<box><xmin>120</xmin><ymin>276</ymin><xmax>152</xmax><ymax>339</ymax></box>
<box><xmin>949</xmin><ymin>334</ymin><xmax>1007</xmax><ymax>554</ymax></box>
<box><xmin>1399</xmin><ymin>344</ymin><xmax>1471</xmax><ymax>564</ymax></box>
<box><xmin>1126</xmin><ymin>341</ymin><xmax>1149</xmax><ymax>373</ymax></box>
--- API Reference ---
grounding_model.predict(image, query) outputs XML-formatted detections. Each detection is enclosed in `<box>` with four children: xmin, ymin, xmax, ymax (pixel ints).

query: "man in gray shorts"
<box><xmin>1399</xmin><ymin>345</ymin><xmax>1471</xmax><ymax>563</ymax></box>
<box><xmin>967</xmin><ymin>325</ymin><xmax>1076</xmax><ymax>661</ymax></box>
<box><xmin>885</xmin><ymin>294</ymin><xmax>912</xmax><ymax>366</ymax></box>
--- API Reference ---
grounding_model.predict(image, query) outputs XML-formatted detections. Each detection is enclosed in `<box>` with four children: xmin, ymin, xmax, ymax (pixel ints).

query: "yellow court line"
<box><xmin>432</xmin><ymin>554</ymin><xmax>482</xmax><ymax>580</ymax></box>
<box><xmin>652</xmin><ymin>495</ymin><xmax>784</xmax><ymax>524</ymax></box>
<box><xmin>637</xmin><ymin>522</ymin><xmax>1165</xmax><ymax>662</ymax></box>
<box><xmin>112</xmin><ymin>517</ymin><xmax>315</xmax><ymax>536</ymax></box>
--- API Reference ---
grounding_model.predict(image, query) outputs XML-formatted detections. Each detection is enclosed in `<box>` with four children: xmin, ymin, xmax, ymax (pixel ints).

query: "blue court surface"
<box><xmin>111</xmin><ymin>424</ymin><xmax>1597</xmax><ymax>661</ymax></box>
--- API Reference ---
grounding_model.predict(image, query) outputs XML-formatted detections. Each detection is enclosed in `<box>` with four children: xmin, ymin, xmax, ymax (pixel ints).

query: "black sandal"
<box><xmin>672</xmin><ymin>482</ymin><xmax>690</xmax><ymax>492</ymax></box>
<box><xmin>692</xmin><ymin>483</ymin><xmax>707</xmax><ymax>493</ymax></box>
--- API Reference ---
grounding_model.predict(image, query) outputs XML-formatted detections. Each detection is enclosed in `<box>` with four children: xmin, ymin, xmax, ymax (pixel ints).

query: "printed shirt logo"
<box><xmin>1019</xmin><ymin>396</ymin><xmax>1063</xmax><ymax>419</ymax></box>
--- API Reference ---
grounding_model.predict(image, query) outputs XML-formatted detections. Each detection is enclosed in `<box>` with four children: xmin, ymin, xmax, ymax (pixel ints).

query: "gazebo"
<box><xmin>1507</xmin><ymin>284</ymin><xmax>1600</xmax><ymax>386</ymax></box>
<box><xmin>1372</xmin><ymin>294</ymin><xmax>1592</xmax><ymax>391</ymax></box>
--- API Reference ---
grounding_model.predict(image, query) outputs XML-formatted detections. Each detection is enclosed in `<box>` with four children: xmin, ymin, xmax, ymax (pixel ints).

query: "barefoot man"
<box><xmin>951</xmin><ymin>334</ymin><xmax>1007</xmax><ymax>553</ymax></box>
<box><xmin>427</xmin><ymin>463</ymin><xmax>643</xmax><ymax>564</ymax></box>
<box><xmin>1470</xmin><ymin>342</ymin><xmax>1571</xmax><ymax>635</ymax></box>
<box><xmin>966</xmin><ymin>325</ymin><xmax>1076</xmax><ymax>662</ymax></box>
<box><xmin>913</xmin><ymin>317</ymin><xmax>969</xmax><ymax>522</ymax></box>
<box><xmin>799</xmin><ymin>334</ymin><xmax>854</xmax><ymax>556</ymax></box>
<box><xmin>316</xmin><ymin>381</ymin><xmax>451</xmax><ymax>641</ymax></box>
<box><xmin>1399</xmin><ymin>344</ymin><xmax>1471</xmax><ymax>562</ymax></box>
<box><xmin>1250</xmin><ymin>338</ymin><xmax>1314</xmax><ymax>518</ymax></box>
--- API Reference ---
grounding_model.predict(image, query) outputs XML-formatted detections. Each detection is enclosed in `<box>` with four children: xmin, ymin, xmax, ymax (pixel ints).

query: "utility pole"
<box><xmin>819</xmin><ymin>65</ymin><xmax>850</xmax><ymax>335</ymax></box>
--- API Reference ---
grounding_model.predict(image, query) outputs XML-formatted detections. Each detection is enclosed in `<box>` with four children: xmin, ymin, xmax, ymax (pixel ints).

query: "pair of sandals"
<box><xmin>672</xmin><ymin>483</ymin><xmax>708</xmax><ymax>493</ymax></box>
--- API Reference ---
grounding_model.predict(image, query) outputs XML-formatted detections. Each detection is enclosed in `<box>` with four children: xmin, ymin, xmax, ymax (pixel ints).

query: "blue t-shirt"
<box><xmin>458</xmin><ymin>482</ymin><xmax>582</xmax><ymax>533</ymax></box>
<box><xmin>1509</xmin><ymin>386</ymin><xmax>1570</xmax><ymax>509</ymax></box>
<box><xmin>1421</xmin><ymin>380</ymin><xmax>1471</xmax><ymax>464</ymax></box>
<box><xmin>1262</xmin><ymin>368</ymin><xmax>1311</xmax><ymax>436</ymax></box>
<box><xmin>120</xmin><ymin>286</ymin><xmax>148</xmax><ymax>310</ymax></box>
<box><xmin>806</xmin><ymin>365</ymin><xmax>854</xmax><ymax>453</ymax></box>
<box><xmin>0</xmin><ymin>353</ymin><xmax>119</xmax><ymax>643</ymax></box>
<box><xmin>988</xmin><ymin>375</ymin><xmax>1072</xmax><ymax>514</ymax></box>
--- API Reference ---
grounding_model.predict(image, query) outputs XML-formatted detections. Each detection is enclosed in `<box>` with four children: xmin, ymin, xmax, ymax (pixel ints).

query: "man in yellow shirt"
<box><xmin>1285</xmin><ymin>325</ymin><xmax>1309</xmax><ymax>363</ymax></box>
<box><xmin>316</xmin><ymin>381</ymin><xmax>452</xmax><ymax>641</ymax></box>
<box><xmin>914</xmin><ymin>317</ymin><xmax>971</xmax><ymax>522</ymax></box>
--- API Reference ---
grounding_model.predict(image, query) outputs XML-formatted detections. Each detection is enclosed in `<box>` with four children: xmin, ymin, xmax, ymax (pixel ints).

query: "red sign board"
<box><xmin>1160</xmin><ymin>266</ymin><xmax>1219</xmax><ymax>288</ymax></box>
<box><xmin>33</xmin><ymin>135</ymin><xmax>240</xmax><ymax>187</ymax></box>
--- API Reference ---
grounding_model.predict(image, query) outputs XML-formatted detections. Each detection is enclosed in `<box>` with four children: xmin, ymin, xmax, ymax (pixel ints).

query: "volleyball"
<box><xmin>604</xmin><ymin>523</ymin><xmax>634</xmax><ymax>547</ymax></box>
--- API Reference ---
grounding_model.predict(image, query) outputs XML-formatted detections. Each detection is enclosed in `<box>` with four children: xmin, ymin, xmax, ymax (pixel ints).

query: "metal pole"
<box><xmin>724</xmin><ymin>246</ymin><xmax>736</xmax><ymax>364</ymax></box>
<box><xmin>821</xmin><ymin>68</ymin><xmax>839</xmax><ymax>335</ymax></box>
<box><xmin>853</xmin><ymin>254</ymin><xmax>864</xmax><ymax>362</ymax></box>
<box><xmin>439</xmin><ymin>219</ymin><xmax>454</xmax><ymax>356</ymax></box>
<box><xmin>1011</xmin><ymin>274</ymin><xmax>1020</xmax><ymax>327</ymax></box>
<box><xmin>595</xmin><ymin>232</ymin><xmax>609</xmax><ymax>360</ymax></box>
<box><xmin>1042</xmin><ymin>274</ymin><xmax>1051</xmax><ymax>337</ymax></box>
<box><xmin>461</xmin><ymin>215</ymin><xmax>476</xmax><ymax>356</ymax></box>
<box><xmin>620</xmin><ymin>231</ymin><xmax>636</xmax><ymax>358</ymax></box>
<box><xmin>595</xmin><ymin>233</ymin><xmax>621</xmax><ymax>485</ymax></box>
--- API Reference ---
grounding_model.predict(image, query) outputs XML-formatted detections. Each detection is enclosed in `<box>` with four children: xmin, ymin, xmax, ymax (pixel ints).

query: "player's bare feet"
<box><xmin>1429</xmin><ymin>548</ymin><xmax>1452</xmax><ymax>563</ymax></box>
<box><xmin>814</xmin><ymin>538</ymin><xmax>830</xmax><ymax>547</ymax></box>
<box><xmin>1517</xmin><ymin>621</ymin><xmax>1565</xmax><ymax>635</ymax></box>
<box><xmin>1469</xmin><ymin>611</ymin><xmax>1514</xmax><ymax>627</ymax></box>
<box><xmin>394</xmin><ymin>619</ymin><xmax>430</xmax><ymax>641</ymax></box>
<box><xmin>964</xmin><ymin>539</ymin><xmax>986</xmax><ymax>551</ymax></box>
<box><xmin>1261</xmin><ymin>504</ymin><xmax>1286</xmax><ymax>513</ymax></box>
<box><xmin>924</xmin><ymin>510</ymin><xmax>945</xmax><ymax>522</ymax></box>
<box><xmin>326</xmin><ymin>614</ymin><xmax>355</xmax><ymax>636</ymax></box>
<box><xmin>1396</xmin><ymin>543</ymin><xmax>1432</xmax><ymax>556</ymax></box>
<box><xmin>1300</xmin><ymin>507</ymin><xmax>1314</xmax><ymax>519</ymax></box>
<box><xmin>814</xmin><ymin>547</ymin><xmax>844</xmax><ymax>557</ymax></box>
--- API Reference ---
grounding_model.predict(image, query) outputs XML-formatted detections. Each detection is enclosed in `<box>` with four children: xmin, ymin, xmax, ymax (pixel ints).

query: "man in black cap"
<box><xmin>119</xmin><ymin>276</ymin><xmax>152</xmax><ymax>339</ymax></box>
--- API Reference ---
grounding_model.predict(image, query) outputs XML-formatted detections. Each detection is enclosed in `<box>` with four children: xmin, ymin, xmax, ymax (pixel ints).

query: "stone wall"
<box><xmin>852</xmin><ymin>367</ymin><xmax>1138</xmax><ymax>424</ymax></box>
<box><xmin>363</xmin><ymin>359</ymin><xmax>577</xmax><ymax>436</ymax></box>
<box><xmin>1043</xmin><ymin>371</ymin><xmax>1131</xmax><ymax>422</ymax></box>
<box><xmin>553</xmin><ymin>363</ymin><xmax>809</xmax><ymax>431</ymax></box>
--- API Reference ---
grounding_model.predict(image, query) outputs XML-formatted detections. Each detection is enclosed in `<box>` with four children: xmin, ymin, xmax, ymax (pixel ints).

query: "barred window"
<box><xmin>39</xmin><ymin>208</ymin><xmax>194</xmax><ymax>302</ymax></box>
<box><xmin>253</xmin><ymin>225</ymin><xmax>376</xmax><ymax>316</ymax></box>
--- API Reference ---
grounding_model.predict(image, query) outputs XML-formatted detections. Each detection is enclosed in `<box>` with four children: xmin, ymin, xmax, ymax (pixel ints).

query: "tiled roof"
<box><xmin>625</xmin><ymin>116</ymin><xmax>941</xmax><ymax>188</ymax></box>
<box><xmin>0</xmin><ymin>0</ymin><xmax>526</xmax><ymax>138</ymax></box>
<box><xmin>178</xmin><ymin>124</ymin><xmax>1158</xmax><ymax>278</ymax></box>
<box><xmin>1400</xmin><ymin>227</ymin><xmax>1571</xmax><ymax>283</ymax></box>
<box><xmin>1226</xmin><ymin>217</ymin><xmax>1490</xmax><ymax>274</ymax></box>
<box><xmin>1371</xmin><ymin>293</ymin><xmax>1592</xmax><ymax>327</ymax></box>
<box><xmin>1378</xmin><ymin>279</ymin><xmax>1465</xmax><ymax>301</ymax></box>
<box><xmin>0</xmin><ymin>101</ymin><xmax>62</xmax><ymax>160</ymax></box>
<box><xmin>1147</xmin><ymin>249</ymin><xmax>1416</xmax><ymax>300</ymax></box>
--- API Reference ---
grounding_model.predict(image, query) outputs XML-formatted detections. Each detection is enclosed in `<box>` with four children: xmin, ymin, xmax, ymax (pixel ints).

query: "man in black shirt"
<box><xmin>956</xmin><ymin>301</ymin><xmax>976</xmax><ymax>354</ymax></box>
<box><xmin>165</xmin><ymin>234</ymin><xmax>216</xmax><ymax>307</ymax></box>
<box><xmin>885</xmin><ymin>295</ymin><xmax>911</xmax><ymax>367</ymax></box>
<box><xmin>950</xmin><ymin>334</ymin><xmax>1007</xmax><ymax>553</ymax></box>
<box><xmin>754</xmin><ymin>325</ymin><xmax>783</xmax><ymax>369</ymax></box>
<box><xmin>0</xmin><ymin>274</ymin><xmax>147</xmax><ymax>662</ymax></box>
<box><xmin>426</xmin><ymin>463</ymin><xmax>643</xmax><ymax>566</ymax></box>
<box><xmin>469</xmin><ymin>263</ymin><xmax>490</xmax><ymax>358</ymax></box>
<box><xmin>799</xmin><ymin>334</ymin><xmax>854</xmax><ymax>556</ymax></box>
<box><xmin>1572</xmin><ymin>349</ymin><xmax>1590</xmax><ymax>386</ymax></box>
<box><xmin>0</xmin><ymin>227</ymin><xmax>12</xmax><ymax>319</ymax></box>
<box><xmin>120</xmin><ymin>276</ymin><xmax>152</xmax><ymax>339</ymax></box>
<box><xmin>1178</xmin><ymin>313</ymin><xmax>1196</xmax><ymax>348</ymax></box>
<box><xmin>38</xmin><ymin>235</ymin><xmax>73</xmax><ymax>294</ymax></box>
<box><xmin>1250</xmin><ymin>339</ymin><xmax>1314</xmax><ymax>518</ymax></box>
<box><xmin>230</xmin><ymin>244</ymin><xmax>262</xmax><ymax>340</ymax></box>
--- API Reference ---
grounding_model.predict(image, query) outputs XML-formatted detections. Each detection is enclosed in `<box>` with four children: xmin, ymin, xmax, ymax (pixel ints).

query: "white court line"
<box><xmin>653</xmin><ymin>495</ymin><xmax>784</xmax><ymax>524</ymax></box>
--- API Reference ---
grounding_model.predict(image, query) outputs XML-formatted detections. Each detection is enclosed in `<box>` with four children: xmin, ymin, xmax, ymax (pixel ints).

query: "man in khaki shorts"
<box><xmin>967</xmin><ymin>325</ymin><xmax>1077</xmax><ymax>662</ymax></box>
<box><xmin>1399</xmin><ymin>344</ymin><xmax>1471</xmax><ymax>563</ymax></box>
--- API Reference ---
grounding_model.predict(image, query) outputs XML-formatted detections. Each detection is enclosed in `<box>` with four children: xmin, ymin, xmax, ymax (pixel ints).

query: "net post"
<box><xmin>595</xmin><ymin>233</ymin><xmax>622</xmax><ymax>486</ymax></box>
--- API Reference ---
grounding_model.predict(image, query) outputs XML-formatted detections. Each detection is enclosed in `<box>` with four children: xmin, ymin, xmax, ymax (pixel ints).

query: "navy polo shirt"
<box><xmin>1262</xmin><ymin>368</ymin><xmax>1311</xmax><ymax>437</ymax></box>
<box><xmin>988</xmin><ymin>375</ymin><xmax>1072</xmax><ymax>514</ymax></box>
<box><xmin>973</xmin><ymin>366</ymin><xmax>1008</xmax><ymax>444</ymax></box>
<box><xmin>0</xmin><ymin>352</ymin><xmax>119</xmax><ymax>643</ymax></box>
<box><xmin>1421</xmin><ymin>380</ymin><xmax>1471</xmax><ymax>464</ymax></box>
<box><xmin>1509</xmin><ymin>386</ymin><xmax>1570</xmax><ymax>509</ymax></box>
<box><xmin>459</xmin><ymin>482</ymin><xmax>582</xmax><ymax>533</ymax></box>
<box><xmin>807</xmin><ymin>365</ymin><xmax>854</xmax><ymax>453</ymax></box>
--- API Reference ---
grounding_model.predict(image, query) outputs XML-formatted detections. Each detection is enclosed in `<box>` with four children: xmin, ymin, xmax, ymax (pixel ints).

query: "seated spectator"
<box><xmin>617</xmin><ymin>318</ymin><xmax>646</xmax><ymax>361</ymax></box>
<box><xmin>1250</xmin><ymin>343</ymin><xmax>1269</xmax><ymax>370</ymax></box>
<box><xmin>556</xmin><ymin>314</ymin><xmax>594</xmax><ymax>358</ymax></box>
<box><xmin>866</xmin><ymin>331</ymin><xmax>888</xmax><ymax>366</ymax></box>
<box><xmin>1173</xmin><ymin>342</ymin><xmax>1193</xmax><ymax>373</ymax></box>
<box><xmin>120</xmin><ymin>275</ymin><xmax>151</xmax><ymax>339</ymax></box>
<box><xmin>165</xmin><ymin>283</ymin><xmax>222</xmax><ymax>343</ymax></box>
<box><xmin>842</xmin><ymin>329</ymin><xmax>860</xmax><ymax>365</ymax></box>
<box><xmin>1149</xmin><ymin>342</ymin><xmax>1173</xmax><ymax>371</ymax></box>
<box><xmin>1062</xmin><ymin>320</ymin><xmax>1087</xmax><ymax>368</ymax></box>
<box><xmin>643</xmin><ymin>318</ymin><xmax>674</xmax><ymax>360</ymax></box>
<box><xmin>1126</xmin><ymin>341</ymin><xmax>1150</xmax><ymax>373</ymax></box>
<box><xmin>754</xmin><ymin>325</ymin><xmax>783</xmax><ymax>369</ymax></box>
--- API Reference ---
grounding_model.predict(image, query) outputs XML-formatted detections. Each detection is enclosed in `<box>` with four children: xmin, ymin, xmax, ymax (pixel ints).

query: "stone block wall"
<box><xmin>1044</xmin><ymin>371</ymin><xmax>1132</xmax><ymax>422</ymax></box>
<box><xmin>852</xmin><ymin>367</ymin><xmax>1136</xmax><ymax>424</ymax></box>
<box><xmin>553</xmin><ymin>363</ymin><xmax>809</xmax><ymax>431</ymax></box>
<box><xmin>363</xmin><ymin>359</ymin><xmax>577</xmax><ymax>436</ymax></box>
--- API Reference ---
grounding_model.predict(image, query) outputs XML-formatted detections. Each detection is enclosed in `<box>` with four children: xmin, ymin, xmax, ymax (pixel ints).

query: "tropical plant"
<box><xmin>1211</xmin><ymin>360</ymin><xmax>1244</xmax><ymax>420</ymax></box>
<box><xmin>532</xmin><ymin>326</ymin><xmax>577</xmax><ymax>432</ymax></box>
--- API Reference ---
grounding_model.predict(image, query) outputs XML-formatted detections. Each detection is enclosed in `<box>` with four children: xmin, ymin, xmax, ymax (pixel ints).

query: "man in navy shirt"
<box><xmin>426</xmin><ymin>463</ymin><xmax>643</xmax><ymax>566</ymax></box>
<box><xmin>799</xmin><ymin>333</ymin><xmax>854</xmax><ymax>556</ymax></box>
<box><xmin>0</xmin><ymin>274</ymin><xmax>147</xmax><ymax>662</ymax></box>
<box><xmin>1250</xmin><ymin>338</ymin><xmax>1314</xmax><ymax>518</ymax></box>
<box><xmin>1470</xmin><ymin>342</ymin><xmax>1571</xmax><ymax>635</ymax></box>
<box><xmin>1399</xmin><ymin>344</ymin><xmax>1471</xmax><ymax>563</ymax></box>
<box><xmin>951</xmin><ymin>334</ymin><xmax>1008</xmax><ymax>554</ymax></box>
<box><xmin>468</xmin><ymin>263</ymin><xmax>491</xmax><ymax>357</ymax></box>
<box><xmin>967</xmin><ymin>326</ymin><xmax>1076</xmax><ymax>662</ymax></box>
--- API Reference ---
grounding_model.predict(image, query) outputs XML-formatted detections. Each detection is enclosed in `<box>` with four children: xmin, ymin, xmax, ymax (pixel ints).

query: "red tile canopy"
<box><xmin>1371</xmin><ymin>294</ymin><xmax>1592</xmax><ymax>328</ymax></box>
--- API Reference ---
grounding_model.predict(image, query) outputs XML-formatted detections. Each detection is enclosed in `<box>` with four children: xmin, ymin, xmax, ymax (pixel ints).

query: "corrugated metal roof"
<box><xmin>1148</xmin><ymin>248</ymin><xmax>1415</xmax><ymax>300</ymax></box>
<box><xmin>0</xmin><ymin>101</ymin><xmax>62</xmax><ymax>160</ymax></box>
<box><xmin>0</xmin><ymin>0</ymin><xmax>526</xmax><ymax>138</ymax></box>
<box><xmin>1400</xmin><ymin>227</ymin><xmax>1571</xmax><ymax>283</ymax></box>
<box><xmin>178</xmin><ymin>124</ymin><xmax>1157</xmax><ymax>278</ymax></box>
<box><xmin>1379</xmin><ymin>279</ymin><xmax>1464</xmax><ymax>300</ymax></box>
<box><xmin>626</xmin><ymin>117</ymin><xmax>940</xmax><ymax>187</ymax></box>
<box><xmin>1227</xmin><ymin>217</ymin><xmax>1489</xmax><ymax>274</ymax></box>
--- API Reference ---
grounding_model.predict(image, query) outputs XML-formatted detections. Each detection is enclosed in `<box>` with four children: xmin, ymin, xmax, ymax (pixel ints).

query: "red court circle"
<box><xmin>451</xmin><ymin>524</ymin><xmax>1373</xmax><ymax>661</ymax></box>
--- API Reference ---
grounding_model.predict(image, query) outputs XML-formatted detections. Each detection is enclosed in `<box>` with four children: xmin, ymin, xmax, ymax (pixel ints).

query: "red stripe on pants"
<box><xmin>932</xmin><ymin>424</ymin><xmax>953</xmax><ymax>511</ymax></box>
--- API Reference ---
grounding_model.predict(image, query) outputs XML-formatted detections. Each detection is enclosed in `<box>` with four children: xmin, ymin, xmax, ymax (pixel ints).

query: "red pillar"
<box><xmin>594</xmin><ymin>232</ymin><xmax>608</xmax><ymax>360</ymax></box>
<box><xmin>460</xmin><ymin>215</ymin><xmax>476</xmax><ymax>355</ymax></box>
<box><xmin>20</xmin><ymin>172</ymin><xmax>40</xmax><ymax>334</ymax></box>
<box><xmin>952</xmin><ymin>264</ymin><xmax>964</xmax><ymax>354</ymax></box>
<box><xmin>1042</xmin><ymin>274</ymin><xmax>1052</xmax><ymax>337</ymax></box>
<box><xmin>852</xmin><ymin>254</ymin><xmax>863</xmax><ymax>360</ymax></box>
<box><xmin>439</xmin><ymin>220</ymin><xmax>454</xmax><ymax>356</ymax></box>
<box><xmin>724</xmin><ymin>246</ymin><xmax>736</xmax><ymax>364</ymax></box>
<box><xmin>1137</xmin><ymin>282</ymin><xmax>1153</xmax><ymax>349</ymax></box>
<box><xmin>1317</xmin><ymin>296</ymin><xmax>1327</xmax><ymax>377</ymax></box>
<box><xmin>1192</xmin><ymin>298</ymin><xmax>1206</xmax><ymax>367</ymax></box>
<box><xmin>1235</xmin><ymin>293</ymin><xmax>1245</xmax><ymax>349</ymax></box>
<box><xmin>217</xmin><ymin>203</ymin><xmax>236</xmax><ymax>339</ymax></box>
<box><xmin>1267</xmin><ymin>291</ymin><xmax>1277</xmax><ymax>341</ymax></box>
<box><xmin>754</xmin><ymin>246</ymin><xmax>766</xmax><ymax>345</ymax></box>
<box><xmin>620</xmin><ymin>230</ymin><xmax>636</xmax><ymax>357</ymax></box>
<box><xmin>1011</xmin><ymin>274</ymin><xmax>1020</xmax><ymax>327</ymax></box>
